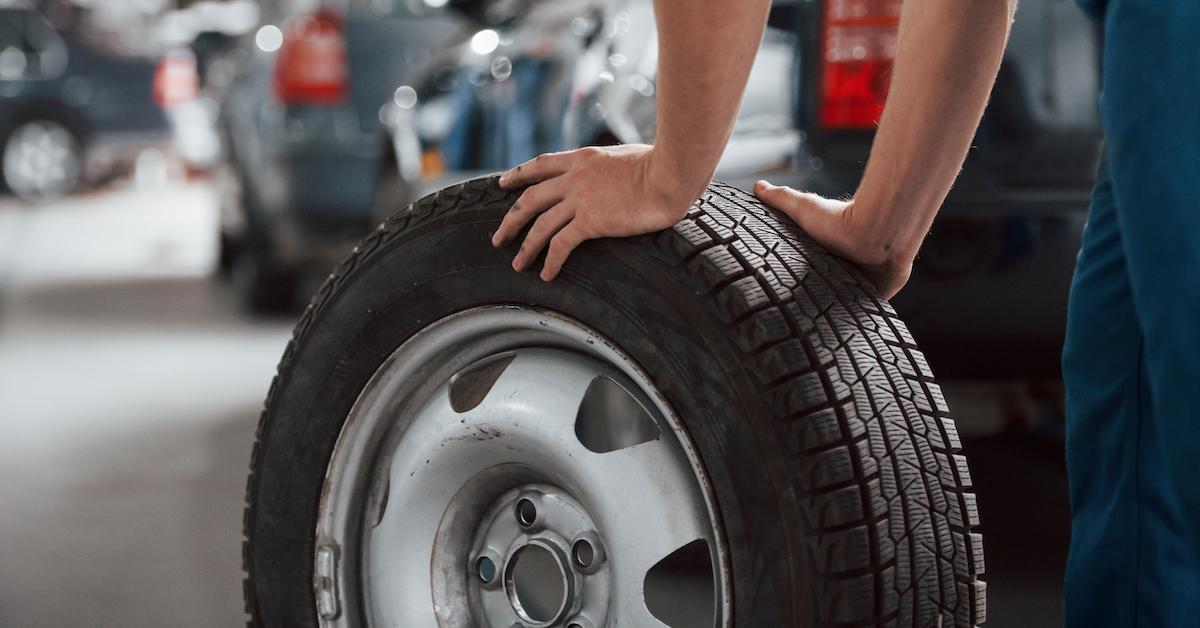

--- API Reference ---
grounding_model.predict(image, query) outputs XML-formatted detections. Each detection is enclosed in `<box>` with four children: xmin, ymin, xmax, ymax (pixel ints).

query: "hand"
<box><xmin>754</xmin><ymin>180</ymin><xmax>913</xmax><ymax>298</ymax></box>
<box><xmin>492</xmin><ymin>144</ymin><xmax>699</xmax><ymax>281</ymax></box>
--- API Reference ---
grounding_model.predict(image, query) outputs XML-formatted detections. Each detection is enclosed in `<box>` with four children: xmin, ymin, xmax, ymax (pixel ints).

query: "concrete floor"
<box><xmin>0</xmin><ymin>181</ymin><xmax>291</xmax><ymax>627</ymax></box>
<box><xmin>0</xmin><ymin>181</ymin><xmax>1070</xmax><ymax>627</ymax></box>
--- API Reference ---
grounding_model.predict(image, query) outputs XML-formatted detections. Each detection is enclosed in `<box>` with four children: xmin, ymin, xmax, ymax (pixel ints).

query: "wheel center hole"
<box><xmin>505</xmin><ymin>543</ymin><xmax>568</xmax><ymax>624</ymax></box>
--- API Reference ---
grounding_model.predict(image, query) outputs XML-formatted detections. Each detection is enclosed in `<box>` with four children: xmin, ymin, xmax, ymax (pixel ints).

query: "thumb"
<box><xmin>754</xmin><ymin>180</ymin><xmax>821</xmax><ymax>219</ymax></box>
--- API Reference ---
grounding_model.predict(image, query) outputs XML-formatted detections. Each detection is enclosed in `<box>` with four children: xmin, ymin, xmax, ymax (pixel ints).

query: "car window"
<box><xmin>0</xmin><ymin>8</ymin><xmax>66</xmax><ymax>80</ymax></box>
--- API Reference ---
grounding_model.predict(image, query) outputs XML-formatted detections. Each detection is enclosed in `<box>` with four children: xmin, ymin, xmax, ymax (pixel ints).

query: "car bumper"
<box><xmin>83</xmin><ymin>129</ymin><xmax>174</xmax><ymax>180</ymax></box>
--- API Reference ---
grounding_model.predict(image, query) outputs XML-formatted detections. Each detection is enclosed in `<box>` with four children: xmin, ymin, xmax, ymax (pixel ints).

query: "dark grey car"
<box><xmin>216</xmin><ymin>0</ymin><xmax>466</xmax><ymax>310</ymax></box>
<box><xmin>0</xmin><ymin>2</ymin><xmax>180</xmax><ymax>201</ymax></box>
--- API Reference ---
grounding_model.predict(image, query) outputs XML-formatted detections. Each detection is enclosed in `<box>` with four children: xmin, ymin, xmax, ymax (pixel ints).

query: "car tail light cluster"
<box><xmin>153</xmin><ymin>51</ymin><xmax>198</xmax><ymax>109</ymax></box>
<box><xmin>273</xmin><ymin>8</ymin><xmax>348</xmax><ymax>106</ymax></box>
<box><xmin>820</xmin><ymin>0</ymin><xmax>902</xmax><ymax>129</ymax></box>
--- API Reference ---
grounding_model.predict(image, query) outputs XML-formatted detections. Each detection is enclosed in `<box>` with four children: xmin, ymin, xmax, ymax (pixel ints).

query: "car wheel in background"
<box><xmin>216</xmin><ymin>230</ymin><xmax>239</xmax><ymax>278</ymax></box>
<box><xmin>231</xmin><ymin>245</ymin><xmax>298</xmax><ymax>314</ymax></box>
<box><xmin>243</xmin><ymin>177</ymin><xmax>986</xmax><ymax>627</ymax></box>
<box><xmin>1</xmin><ymin>119</ymin><xmax>83</xmax><ymax>202</ymax></box>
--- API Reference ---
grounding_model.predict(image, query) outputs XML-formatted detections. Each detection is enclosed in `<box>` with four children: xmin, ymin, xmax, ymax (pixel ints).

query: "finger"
<box><xmin>753</xmin><ymin>180</ymin><xmax>826</xmax><ymax>228</ymax></box>
<box><xmin>754</xmin><ymin>180</ymin><xmax>815</xmax><ymax>212</ymax></box>
<box><xmin>540</xmin><ymin>222</ymin><xmax>588</xmax><ymax>282</ymax></box>
<box><xmin>499</xmin><ymin>151</ymin><xmax>573</xmax><ymax>189</ymax></box>
<box><xmin>492</xmin><ymin>178</ymin><xmax>568</xmax><ymax>247</ymax></box>
<box><xmin>512</xmin><ymin>203</ymin><xmax>574</xmax><ymax>271</ymax></box>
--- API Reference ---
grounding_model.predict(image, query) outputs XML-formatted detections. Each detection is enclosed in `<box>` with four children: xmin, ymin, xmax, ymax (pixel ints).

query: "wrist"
<box><xmin>645</xmin><ymin>145</ymin><xmax>710</xmax><ymax>218</ymax></box>
<box><xmin>845</xmin><ymin>196</ymin><xmax>921</xmax><ymax>268</ymax></box>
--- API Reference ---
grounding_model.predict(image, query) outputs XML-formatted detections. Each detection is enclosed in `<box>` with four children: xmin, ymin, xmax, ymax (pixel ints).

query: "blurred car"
<box><xmin>391</xmin><ymin>0</ymin><xmax>1100</xmax><ymax>383</ymax></box>
<box><xmin>0</xmin><ymin>1</ymin><xmax>195</xmax><ymax>201</ymax></box>
<box><xmin>215</xmin><ymin>0</ymin><xmax>466</xmax><ymax>311</ymax></box>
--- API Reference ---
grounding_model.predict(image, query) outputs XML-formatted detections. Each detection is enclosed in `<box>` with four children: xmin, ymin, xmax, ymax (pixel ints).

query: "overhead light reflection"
<box><xmin>470</xmin><ymin>29</ymin><xmax>499</xmax><ymax>55</ymax></box>
<box><xmin>254</xmin><ymin>24</ymin><xmax>283</xmax><ymax>52</ymax></box>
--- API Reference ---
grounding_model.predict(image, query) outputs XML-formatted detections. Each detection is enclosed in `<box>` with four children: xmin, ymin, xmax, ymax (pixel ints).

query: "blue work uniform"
<box><xmin>1064</xmin><ymin>0</ymin><xmax>1200</xmax><ymax>625</ymax></box>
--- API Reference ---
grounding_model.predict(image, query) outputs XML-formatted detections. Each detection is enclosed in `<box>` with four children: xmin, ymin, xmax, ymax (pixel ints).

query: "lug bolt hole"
<box><xmin>515</xmin><ymin>498</ymin><xmax>538</xmax><ymax>528</ymax></box>
<box><xmin>571</xmin><ymin>539</ymin><xmax>594</xmax><ymax>569</ymax></box>
<box><xmin>475</xmin><ymin>555</ymin><xmax>497</xmax><ymax>584</ymax></box>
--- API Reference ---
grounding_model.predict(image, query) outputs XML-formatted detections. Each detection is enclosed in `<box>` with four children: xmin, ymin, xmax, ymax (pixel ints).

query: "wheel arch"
<box><xmin>0</xmin><ymin>99</ymin><xmax>92</xmax><ymax>149</ymax></box>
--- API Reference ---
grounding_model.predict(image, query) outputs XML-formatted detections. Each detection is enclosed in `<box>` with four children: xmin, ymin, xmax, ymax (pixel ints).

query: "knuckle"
<box><xmin>550</xmin><ymin>233</ymin><xmax>577</xmax><ymax>254</ymax></box>
<box><xmin>528</xmin><ymin>221</ymin><xmax>549</xmax><ymax>241</ymax></box>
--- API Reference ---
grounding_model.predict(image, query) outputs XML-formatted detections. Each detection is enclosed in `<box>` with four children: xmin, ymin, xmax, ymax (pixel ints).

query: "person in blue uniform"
<box><xmin>1062</xmin><ymin>0</ymin><xmax>1200</xmax><ymax>625</ymax></box>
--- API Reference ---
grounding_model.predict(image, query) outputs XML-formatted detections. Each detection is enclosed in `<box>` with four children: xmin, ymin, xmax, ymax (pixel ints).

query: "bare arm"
<box><xmin>649</xmin><ymin>0</ymin><xmax>773</xmax><ymax>204</ymax></box>
<box><xmin>492</xmin><ymin>0</ymin><xmax>771</xmax><ymax>281</ymax></box>
<box><xmin>756</xmin><ymin>0</ymin><xmax>1018</xmax><ymax>297</ymax></box>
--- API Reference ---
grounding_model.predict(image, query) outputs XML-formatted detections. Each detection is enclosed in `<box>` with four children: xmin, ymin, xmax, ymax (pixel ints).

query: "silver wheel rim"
<box><xmin>315</xmin><ymin>306</ymin><xmax>731</xmax><ymax>627</ymax></box>
<box><xmin>3</xmin><ymin>120</ymin><xmax>81</xmax><ymax>201</ymax></box>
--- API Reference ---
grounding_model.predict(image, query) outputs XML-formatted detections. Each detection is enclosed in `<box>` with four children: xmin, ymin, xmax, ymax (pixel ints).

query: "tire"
<box><xmin>243</xmin><ymin>176</ymin><xmax>986</xmax><ymax>627</ymax></box>
<box><xmin>216</xmin><ymin>230</ymin><xmax>239</xmax><ymax>279</ymax></box>
<box><xmin>1</xmin><ymin>119</ymin><xmax>83</xmax><ymax>202</ymax></box>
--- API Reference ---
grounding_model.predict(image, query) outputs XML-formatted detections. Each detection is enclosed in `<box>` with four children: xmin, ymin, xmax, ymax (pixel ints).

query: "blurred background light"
<box><xmin>393</xmin><ymin>85</ymin><xmax>418</xmax><ymax>109</ymax></box>
<box><xmin>470</xmin><ymin>29</ymin><xmax>499</xmax><ymax>56</ymax></box>
<box><xmin>255</xmin><ymin>24</ymin><xmax>283</xmax><ymax>53</ymax></box>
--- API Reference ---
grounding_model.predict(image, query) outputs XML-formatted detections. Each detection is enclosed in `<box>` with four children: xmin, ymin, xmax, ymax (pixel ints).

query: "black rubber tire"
<box><xmin>0</xmin><ymin>117</ymin><xmax>84</xmax><ymax>202</ymax></box>
<box><xmin>215</xmin><ymin>230</ymin><xmax>239</xmax><ymax>279</ymax></box>
<box><xmin>243</xmin><ymin>176</ymin><xmax>986</xmax><ymax>627</ymax></box>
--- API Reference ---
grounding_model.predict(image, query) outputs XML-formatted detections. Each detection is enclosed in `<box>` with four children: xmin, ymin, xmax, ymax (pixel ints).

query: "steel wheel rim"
<box><xmin>315</xmin><ymin>305</ymin><xmax>731</xmax><ymax>627</ymax></box>
<box><xmin>3</xmin><ymin>120</ymin><xmax>80</xmax><ymax>200</ymax></box>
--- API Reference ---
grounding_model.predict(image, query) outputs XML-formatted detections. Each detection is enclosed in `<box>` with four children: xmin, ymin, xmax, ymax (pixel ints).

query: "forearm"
<box><xmin>649</xmin><ymin>0</ymin><xmax>771</xmax><ymax>204</ymax></box>
<box><xmin>852</xmin><ymin>0</ymin><xmax>1017</xmax><ymax>264</ymax></box>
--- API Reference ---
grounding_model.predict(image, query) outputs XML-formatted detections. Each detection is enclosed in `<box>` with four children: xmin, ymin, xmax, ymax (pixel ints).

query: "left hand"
<box><xmin>492</xmin><ymin>144</ymin><xmax>698</xmax><ymax>281</ymax></box>
<box><xmin>754</xmin><ymin>180</ymin><xmax>913</xmax><ymax>298</ymax></box>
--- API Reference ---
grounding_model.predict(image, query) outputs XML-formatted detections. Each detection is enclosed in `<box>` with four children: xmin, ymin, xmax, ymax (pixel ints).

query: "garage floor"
<box><xmin>0</xmin><ymin>181</ymin><xmax>1070</xmax><ymax>627</ymax></box>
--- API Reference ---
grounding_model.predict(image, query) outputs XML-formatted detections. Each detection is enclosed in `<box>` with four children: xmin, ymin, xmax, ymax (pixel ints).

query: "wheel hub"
<box><xmin>472</xmin><ymin>485</ymin><xmax>608</xmax><ymax>627</ymax></box>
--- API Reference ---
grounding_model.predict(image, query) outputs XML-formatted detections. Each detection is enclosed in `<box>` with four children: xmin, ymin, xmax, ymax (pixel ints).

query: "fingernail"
<box><xmin>754</xmin><ymin>180</ymin><xmax>770</xmax><ymax>192</ymax></box>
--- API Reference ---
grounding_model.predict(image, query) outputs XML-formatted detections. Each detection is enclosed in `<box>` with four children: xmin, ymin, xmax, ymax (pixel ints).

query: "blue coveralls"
<box><xmin>1064</xmin><ymin>0</ymin><xmax>1200</xmax><ymax>625</ymax></box>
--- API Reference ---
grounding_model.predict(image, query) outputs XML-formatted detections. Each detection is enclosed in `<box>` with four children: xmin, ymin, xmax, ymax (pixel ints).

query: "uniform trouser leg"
<box><xmin>1064</xmin><ymin>1</ymin><xmax>1200</xmax><ymax>625</ymax></box>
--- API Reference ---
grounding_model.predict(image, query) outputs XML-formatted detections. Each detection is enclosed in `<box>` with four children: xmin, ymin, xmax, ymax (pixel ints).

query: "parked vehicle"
<box><xmin>0</xmin><ymin>1</ymin><xmax>194</xmax><ymax>201</ymax></box>
<box><xmin>215</xmin><ymin>0</ymin><xmax>466</xmax><ymax>311</ymax></box>
<box><xmin>390</xmin><ymin>0</ymin><xmax>1100</xmax><ymax>381</ymax></box>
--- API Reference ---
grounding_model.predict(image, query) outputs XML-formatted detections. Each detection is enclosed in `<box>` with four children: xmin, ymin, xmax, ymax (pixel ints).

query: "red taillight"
<box><xmin>154</xmin><ymin>51</ymin><xmax>198</xmax><ymax>109</ymax></box>
<box><xmin>272</xmin><ymin>8</ymin><xmax>347</xmax><ymax>106</ymax></box>
<box><xmin>820</xmin><ymin>0</ymin><xmax>902</xmax><ymax>129</ymax></box>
